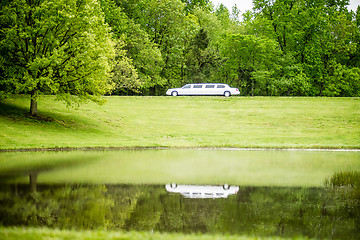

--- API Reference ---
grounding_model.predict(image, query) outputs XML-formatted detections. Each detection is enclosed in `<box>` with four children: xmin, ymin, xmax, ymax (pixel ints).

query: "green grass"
<box><xmin>0</xmin><ymin>227</ymin><xmax>312</xmax><ymax>240</ymax></box>
<box><xmin>0</xmin><ymin>95</ymin><xmax>359</xmax><ymax>150</ymax></box>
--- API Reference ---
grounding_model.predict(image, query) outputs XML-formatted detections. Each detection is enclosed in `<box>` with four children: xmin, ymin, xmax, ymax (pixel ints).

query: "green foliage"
<box><xmin>323</xmin><ymin>64</ymin><xmax>360</xmax><ymax>96</ymax></box>
<box><xmin>181</xmin><ymin>0</ymin><xmax>210</xmax><ymax>13</ymax></box>
<box><xmin>0</xmin><ymin>0</ymin><xmax>115</xmax><ymax>111</ymax></box>
<box><xmin>272</xmin><ymin>56</ymin><xmax>311</xmax><ymax>96</ymax></box>
<box><xmin>251</xmin><ymin>0</ymin><xmax>358</xmax><ymax>96</ymax></box>
<box><xmin>100</xmin><ymin>0</ymin><xmax>164</xmax><ymax>94</ymax></box>
<box><xmin>220</xmin><ymin>34</ymin><xmax>281</xmax><ymax>95</ymax></box>
<box><xmin>2</xmin><ymin>0</ymin><xmax>358</xmax><ymax>98</ymax></box>
<box><xmin>183</xmin><ymin>28</ymin><xmax>222</xmax><ymax>84</ymax></box>
<box><xmin>111</xmin><ymin>40</ymin><xmax>142</xmax><ymax>94</ymax></box>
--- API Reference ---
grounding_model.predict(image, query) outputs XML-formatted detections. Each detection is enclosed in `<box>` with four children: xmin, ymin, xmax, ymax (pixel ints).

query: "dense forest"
<box><xmin>1</xmin><ymin>0</ymin><xmax>359</xmax><ymax>106</ymax></box>
<box><xmin>108</xmin><ymin>0</ymin><xmax>360</xmax><ymax>97</ymax></box>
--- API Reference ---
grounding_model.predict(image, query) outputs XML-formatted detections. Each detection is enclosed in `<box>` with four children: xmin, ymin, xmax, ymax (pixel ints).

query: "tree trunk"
<box><xmin>30</xmin><ymin>96</ymin><xmax>38</xmax><ymax>116</ymax></box>
<box><xmin>29</xmin><ymin>173</ymin><xmax>38</xmax><ymax>193</ymax></box>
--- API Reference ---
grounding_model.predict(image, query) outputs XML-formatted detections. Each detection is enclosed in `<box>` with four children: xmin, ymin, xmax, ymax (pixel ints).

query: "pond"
<box><xmin>0</xmin><ymin>149</ymin><xmax>359</xmax><ymax>239</ymax></box>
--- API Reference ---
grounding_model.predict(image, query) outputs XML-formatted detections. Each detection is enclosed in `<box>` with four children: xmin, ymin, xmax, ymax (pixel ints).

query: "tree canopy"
<box><xmin>0</xmin><ymin>0</ymin><xmax>115</xmax><ymax>115</ymax></box>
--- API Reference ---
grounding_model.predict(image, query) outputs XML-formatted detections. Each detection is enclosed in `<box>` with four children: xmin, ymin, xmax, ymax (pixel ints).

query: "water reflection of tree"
<box><xmin>123</xmin><ymin>186</ymin><xmax>359</xmax><ymax>238</ymax></box>
<box><xmin>0</xmin><ymin>184</ymin><xmax>146</xmax><ymax>229</ymax></box>
<box><xmin>216</xmin><ymin>187</ymin><xmax>360</xmax><ymax>239</ymax></box>
<box><xmin>0</xmin><ymin>184</ymin><xmax>113</xmax><ymax>228</ymax></box>
<box><xmin>0</xmin><ymin>184</ymin><xmax>359</xmax><ymax>239</ymax></box>
<box><xmin>123</xmin><ymin>186</ymin><xmax>164</xmax><ymax>231</ymax></box>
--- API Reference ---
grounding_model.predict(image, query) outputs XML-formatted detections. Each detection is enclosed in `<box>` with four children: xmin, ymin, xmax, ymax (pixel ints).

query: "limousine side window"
<box><xmin>193</xmin><ymin>85</ymin><xmax>203</xmax><ymax>88</ymax></box>
<box><xmin>182</xmin><ymin>85</ymin><xmax>191</xmax><ymax>89</ymax></box>
<box><xmin>217</xmin><ymin>85</ymin><xmax>225</xmax><ymax>88</ymax></box>
<box><xmin>205</xmin><ymin>85</ymin><xmax>215</xmax><ymax>88</ymax></box>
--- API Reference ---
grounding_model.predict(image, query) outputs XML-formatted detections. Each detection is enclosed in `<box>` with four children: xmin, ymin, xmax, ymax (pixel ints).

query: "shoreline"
<box><xmin>1</xmin><ymin>146</ymin><xmax>359</xmax><ymax>152</ymax></box>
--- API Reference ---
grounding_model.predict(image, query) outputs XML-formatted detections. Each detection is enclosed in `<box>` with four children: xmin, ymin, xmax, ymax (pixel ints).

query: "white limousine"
<box><xmin>165</xmin><ymin>183</ymin><xmax>239</xmax><ymax>199</ymax></box>
<box><xmin>166</xmin><ymin>83</ymin><xmax>240</xmax><ymax>97</ymax></box>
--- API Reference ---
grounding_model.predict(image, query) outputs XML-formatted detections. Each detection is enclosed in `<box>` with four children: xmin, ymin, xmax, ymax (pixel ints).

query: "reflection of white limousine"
<box><xmin>166</xmin><ymin>83</ymin><xmax>240</xmax><ymax>97</ymax></box>
<box><xmin>165</xmin><ymin>183</ymin><xmax>239</xmax><ymax>199</ymax></box>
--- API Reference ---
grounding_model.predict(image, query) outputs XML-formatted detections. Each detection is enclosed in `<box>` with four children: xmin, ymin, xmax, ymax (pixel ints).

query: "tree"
<box><xmin>181</xmin><ymin>0</ymin><xmax>210</xmax><ymax>13</ymax></box>
<box><xmin>140</xmin><ymin>0</ymin><xmax>189</xmax><ymax>94</ymax></box>
<box><xmin>251</xmin><ymin>0</ymin><xmax>358</xmax><ymax>96</ymax></box>
<box><xmin>100</xmin><ymin>0</ymin><xmax>164</xmax><ymax>95</ymax></box>
<box><xmin>349</xmin><ymin>6</ymin><xmax>360</xmax><ymax>68</ymax></box>
<box><xmin>113</xmin><ymin>0</ymin><xmax>188</xmax><ymax>95</ymax></box>
<box><xmin>220</xmin><ymin>34</ymin><xmax>281</xmax><ymax>96</ymax></box>
<box><xmin>183</xmin><ymin>28</ymin><xmax>222</xmax><ymax>83</ymax></box>
<box><xmin>111</xmin><ymin>40</ymin><xmax>141</xmax><ymax>95</ymax></box>
<box><xmin>0</xmin><ymin>0</ymin><xmax>115</xmax><ymax>115</ymax></box>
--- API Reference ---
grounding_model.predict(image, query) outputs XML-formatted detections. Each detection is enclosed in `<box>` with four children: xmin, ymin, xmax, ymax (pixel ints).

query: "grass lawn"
<box><xmin>0</xmin><ymin>227</ymin><xmax>312</xmax><ymax>240</ymax></box>
<box><xmin>0</xmin><ymin>95</ymin><xmax>359</xmax><ymax>150</ymax></box>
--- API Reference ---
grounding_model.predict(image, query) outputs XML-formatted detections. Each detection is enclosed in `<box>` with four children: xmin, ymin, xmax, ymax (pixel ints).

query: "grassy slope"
<box><xmin>0</xmin><ymin>227</ymin><xmax>311</xmax><ymax>240</ymax></box>
<box><xmin>0</xmin><ymin>95</ymin><xmax>359</xmax><ymax>149</ymax></box>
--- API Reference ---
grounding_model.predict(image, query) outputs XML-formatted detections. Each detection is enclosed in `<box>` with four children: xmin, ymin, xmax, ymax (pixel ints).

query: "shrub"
<box><xmin>325</xmin><ymin>171</ymin><xmax>360</xmax><ymax>187</ymax></box>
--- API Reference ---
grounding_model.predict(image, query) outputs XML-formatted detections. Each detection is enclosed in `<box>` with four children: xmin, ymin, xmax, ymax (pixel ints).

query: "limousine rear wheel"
<box><xmin>224</xmin><ymin>91</ymin><xmax>231</xmax><ymax>97</ymax></box>
<box><xmin>171</xmin><ymin>91</ymin><xmax>178</xmax><ymax>96</ymax></box>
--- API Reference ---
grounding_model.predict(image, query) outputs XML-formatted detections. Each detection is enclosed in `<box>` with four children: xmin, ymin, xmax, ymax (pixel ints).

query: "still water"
<box><xmin>0</xmin><ymin>149</ymin><xmax>359</xmax><ymax>238</ymax></box>
<box><xmin>0</xmin><ymin>183</ymin><xmax>359</xmax><ymax>239</ymax></box>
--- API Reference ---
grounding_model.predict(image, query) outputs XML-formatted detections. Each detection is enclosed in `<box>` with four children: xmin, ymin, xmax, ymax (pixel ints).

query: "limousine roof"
<box><xmin>185</xmin><ymin>83</ymin><xmax>228</xmax><ymax>85</ymax></box>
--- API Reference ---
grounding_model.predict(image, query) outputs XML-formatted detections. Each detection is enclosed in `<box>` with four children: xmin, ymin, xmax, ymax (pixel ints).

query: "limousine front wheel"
<box><xmin>224</xmin><ymin>91</ymin><xmax>231</xmax><ymax>97</ymax></box>
<box><xmin>171</xmin><ymin>91</ymin><xmax>178</xmax><ymax>96</ymax></box>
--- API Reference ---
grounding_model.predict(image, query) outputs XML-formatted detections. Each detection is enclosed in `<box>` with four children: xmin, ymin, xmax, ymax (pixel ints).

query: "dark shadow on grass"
<box><xmin>0</xmin><ymin>101</ymin><xmax>79</xmax><ymax>128</ymax></box>
<box><xmin>0</xmin><ymin>101</ymin><xmax>57</xmax><ymax>123</ymax></box>
<box><xmin>0</xmin><ymin>101</ymin><xmax>28</xmax><ymax>118</ymax></box>
<box><xmin>1</xmin><ymin>100</ymin><xmax>107</xmax><ymax>143</ymax></box>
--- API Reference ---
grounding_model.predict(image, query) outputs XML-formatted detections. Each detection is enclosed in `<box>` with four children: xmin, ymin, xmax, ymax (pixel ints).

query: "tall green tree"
<box><xmin>100</xmin><ymin>0</ymin><xmax>164</xmax><ymax>95</ymax></box>
<box><xmin>140</xmin><ymin>0</ymin><xmax>188</xmax><ymax>94</ymax></box>
<box><xmin>251</xmin><ymin>0</ymin><xmax>359</xmax><ymax>96</ymax></box>
<box><xmin>114</xmin><ymin>0</ymin><xmax>189</xmax><ymax>95</ymax></box>
<box><xmin>221</xmin><ymin>34</ymin><xmax>281</xmax><ymax>96</ymax></box>
<box><xmin>0</xmin><ymin>0</ymin><xmax>115</xmax><ymax>115</ymax></box>
<box><xmin>183</xmin><ymin>28</ymin><xmax>222</xmax><ymax>83</ymax></box>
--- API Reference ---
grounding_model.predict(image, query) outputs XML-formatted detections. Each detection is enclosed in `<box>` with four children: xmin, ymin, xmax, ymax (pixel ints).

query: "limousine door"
<box><xmin>192</xmin><ymin>84</ymin><xmax>205</xmax><ymax>95</ymax></box>
<box><xmin>204</xmin><ymin>84</ymin><xmax>216</xmax><ymax>95</ymax></box>
<box><xmin>215</xmin><ymin>84</ymin><xmax>226</xmax><ymax>95</ymax></box>
<box><xmin>180</xmin><ymin>84</ymin><xmax>192</xmax><ymax>95</ymax></box>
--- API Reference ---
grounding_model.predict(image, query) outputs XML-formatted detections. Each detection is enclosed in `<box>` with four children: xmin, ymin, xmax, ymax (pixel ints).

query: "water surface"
<box><xmin>1</xmin><ymin>149</ymin><xmax>359</xmax><ymax>186</ymax></box>
<box><xmin>0</xmin><ymin>183</ymin><xmax>359</xmax><ymax>239</ymax></box>
<box><xmin>0</xmin><ymin>149</ymin><xmax>359</xmax><ymax>239</ymax></box>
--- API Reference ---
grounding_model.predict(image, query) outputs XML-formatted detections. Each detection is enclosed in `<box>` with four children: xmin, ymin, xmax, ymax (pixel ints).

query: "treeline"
<box><xmin>1</xmin><ymin>0</ymin><xmax>359</xmax><ymax>107</ymax></box>
<box><xmin>102</xmin><ymin>0</ymin><xmax>360</xmax><ymax>96</ymax></box>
